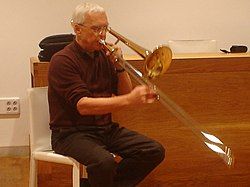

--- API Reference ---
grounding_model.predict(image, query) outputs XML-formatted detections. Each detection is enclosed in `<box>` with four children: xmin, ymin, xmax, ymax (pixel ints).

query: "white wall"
<box><xmin>0</xmin><ymin>0</ymin><xmax>249</xmax><ymax>147</ymax></box>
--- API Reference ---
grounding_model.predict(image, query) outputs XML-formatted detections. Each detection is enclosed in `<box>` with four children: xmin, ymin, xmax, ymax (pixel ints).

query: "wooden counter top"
<box><xmin>173</xmin><ymin>52</ymin><xmax>250</xmax><ymax>59</ymax></box>
<box><xmin>124</xmin><ymin>52</ymin><xmax>250</xmax><ymax>60</ymax></box>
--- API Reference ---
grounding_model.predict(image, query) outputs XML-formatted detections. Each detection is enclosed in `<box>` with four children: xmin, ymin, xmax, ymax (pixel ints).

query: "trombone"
<box><xmin>100</xmin><ymin>27</ymin><xmax>234</xmax><ymax>167</ymax></box>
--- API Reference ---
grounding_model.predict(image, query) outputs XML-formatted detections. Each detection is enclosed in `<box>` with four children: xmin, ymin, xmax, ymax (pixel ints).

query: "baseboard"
<box><xmin>0</xmin><ymin>146</ymin><xmax>30</xmax><ymax>157</ymax></box>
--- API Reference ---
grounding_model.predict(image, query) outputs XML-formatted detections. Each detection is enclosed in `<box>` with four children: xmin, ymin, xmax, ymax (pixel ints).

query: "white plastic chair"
<box><xmin>28</xmin><ymin>87</ymin><xmax>86</xmax><ymax>187</ymax></box>
<box><xmin>168</xmin><ymin>39</ymin><xmax>217</xmax><ymax>54</ymax></box>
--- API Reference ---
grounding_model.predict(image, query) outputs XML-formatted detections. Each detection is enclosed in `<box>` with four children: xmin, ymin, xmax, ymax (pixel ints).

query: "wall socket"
<box><xmin>0</xmin><ymin>97</ymin><xmax>20</xmax><ymax>115</ymax></box>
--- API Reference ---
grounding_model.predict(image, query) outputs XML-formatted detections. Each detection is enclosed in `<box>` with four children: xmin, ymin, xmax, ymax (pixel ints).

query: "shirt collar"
<box><xmin>73</xmin><ymin>40</ymin><xmax>96</xmax><ymax>59</ymax></box>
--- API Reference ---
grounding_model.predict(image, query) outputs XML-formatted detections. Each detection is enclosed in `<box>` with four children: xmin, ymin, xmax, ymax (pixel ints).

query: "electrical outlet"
<box><xmin>0</xmin><ymin>97</ymin><xmax>20</xmax><ymax>115</ymax></box>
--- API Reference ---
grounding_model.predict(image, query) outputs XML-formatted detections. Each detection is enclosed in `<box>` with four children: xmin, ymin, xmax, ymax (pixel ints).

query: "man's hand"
<box><xmin>127</xmin><ymin>85</ymin><xmax>157</xmax><ymax>104</ymax></box>
<box><xmin>105</xmin><ymin>43</ymin><xmax>124</xmax><ymax>69</ymax></box>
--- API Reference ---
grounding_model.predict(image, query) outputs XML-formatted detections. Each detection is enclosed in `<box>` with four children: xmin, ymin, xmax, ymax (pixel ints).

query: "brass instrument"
<box><xmin>100</xmin><ymin>28</ymin><xmax>234</xmax><ymax>167</ymax></box>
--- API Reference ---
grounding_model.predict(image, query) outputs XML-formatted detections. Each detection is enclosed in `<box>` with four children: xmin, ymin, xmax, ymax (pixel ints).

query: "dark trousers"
<box><xmin>51</xmin><ymin>122</ymin><xmax>165</xmax><ymax>187</ymax></box>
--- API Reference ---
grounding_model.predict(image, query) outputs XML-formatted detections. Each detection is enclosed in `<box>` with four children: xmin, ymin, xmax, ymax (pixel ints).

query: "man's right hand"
<box><xmin>127</xmin><ymin>85</ymin><xmax>157</xmax><ymax>105</ymax></box>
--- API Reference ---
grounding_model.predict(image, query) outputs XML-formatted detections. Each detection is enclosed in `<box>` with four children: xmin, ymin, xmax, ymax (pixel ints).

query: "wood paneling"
<box><xmin>114</xmin><ymin>71</ymin><xmax>250</xmax><ymax>186</ymax></box>
<box><xmin>31</xmin><ymin>53</ymin><xmax>250</xmax><ymax>186</ymax></box>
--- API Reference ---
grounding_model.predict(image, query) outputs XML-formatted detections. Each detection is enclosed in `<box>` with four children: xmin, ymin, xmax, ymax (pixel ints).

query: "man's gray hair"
<box><xmin>71</xmin><ymin>3</ymin><xmax>105</xmax><ymax>25</ymax></box>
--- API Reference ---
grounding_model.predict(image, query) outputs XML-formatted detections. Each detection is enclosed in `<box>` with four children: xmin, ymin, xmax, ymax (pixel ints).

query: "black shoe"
<box><xmin>80</xmin><ymin>178</ymin><xmax>91</xmax><ymax>187</ymax></box>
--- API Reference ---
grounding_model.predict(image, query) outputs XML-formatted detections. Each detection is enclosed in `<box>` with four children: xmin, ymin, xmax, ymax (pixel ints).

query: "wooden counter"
<box><xmin>30</xmin><ymin>53</ymin><xmax>250</xmax><ymax>87</ymax></box>
<box><xmin>30</xmin><ymin>53</ymin><xmax>250</xmax><ymax>186</ymax></box>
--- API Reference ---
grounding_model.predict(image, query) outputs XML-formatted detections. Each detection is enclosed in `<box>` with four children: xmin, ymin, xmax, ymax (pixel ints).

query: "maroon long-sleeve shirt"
<box><xmin>48</xmin><ymin>40</ymin><xmax>118</xmax><ymax>129</ymax></box>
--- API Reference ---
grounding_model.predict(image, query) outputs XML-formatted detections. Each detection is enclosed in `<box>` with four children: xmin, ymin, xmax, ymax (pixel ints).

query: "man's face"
<box><xmin>75</xmin><ymin>12</ymin><xmax>109</xmax><ymax>52</ymax></box>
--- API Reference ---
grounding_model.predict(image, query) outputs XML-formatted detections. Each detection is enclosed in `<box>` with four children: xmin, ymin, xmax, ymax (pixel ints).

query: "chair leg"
<box><xmin>72</xmin><ymin>161</ymin><xmax>80</xmax><ymax>187</ymax></box>
<box><xmin>29</xmin><ymin>156</ymin><xmax>37</xmax><ymax>187</ymax></box>
<box><xmin>82</xmin><ymin>165</ymin><xmax>88</xmax><ymax>179</ymax></box>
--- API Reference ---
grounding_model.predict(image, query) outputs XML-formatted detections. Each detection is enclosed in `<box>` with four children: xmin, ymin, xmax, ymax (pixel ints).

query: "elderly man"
<box><xmin>48</xmin><ymin>3</ymin><xmax>165</xmax><ymax>187</ymax></box>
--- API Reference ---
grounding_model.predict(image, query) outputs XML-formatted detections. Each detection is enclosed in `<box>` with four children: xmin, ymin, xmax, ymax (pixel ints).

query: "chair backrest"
<box><xmin>28</xmin><ymin>87</ymin><xmax>51</xmax><ymax>152</ymax></box>
<box><xmin>168</xmin><ymin>40</ymin><xmax>217</xmax><ymax>54</ymax></box>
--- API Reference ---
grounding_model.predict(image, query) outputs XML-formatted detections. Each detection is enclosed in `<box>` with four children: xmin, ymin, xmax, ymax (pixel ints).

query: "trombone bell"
<box><xmin>144</xmin><ymin>46</ymin><xmax>172</xmax><ymax>79</ymax></box>
<box><xmin>107</xmin><ymin>28</ymin><xmax>172</xmax><ymax>79</ymax></box>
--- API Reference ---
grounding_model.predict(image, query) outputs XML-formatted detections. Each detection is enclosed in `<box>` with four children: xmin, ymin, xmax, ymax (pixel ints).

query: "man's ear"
<box><xmin>73</xmin><ymin>24</ymin><xmax>81</xmax><ymax>35</ymax></box>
